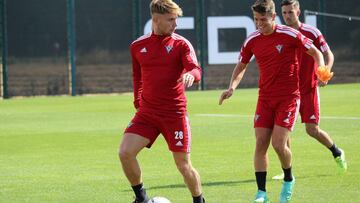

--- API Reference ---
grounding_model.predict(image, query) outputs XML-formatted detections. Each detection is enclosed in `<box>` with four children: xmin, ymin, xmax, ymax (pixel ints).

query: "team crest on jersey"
<box><xmin>276</xmin><ymin>44</ymin><xmax>283</xmax><ymax>53</ymax></box>
<box><xmin>165</xmin><ymin>45</ymin><xmax>173</xmax><ymax>53</ymax></box>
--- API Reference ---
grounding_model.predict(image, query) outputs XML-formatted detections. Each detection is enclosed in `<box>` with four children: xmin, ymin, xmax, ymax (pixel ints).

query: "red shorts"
<box><xmin>124</xmin><ymin>111</ymin><xmax>192</xmax><ymax>153</ymax></box>
<box><xmin>254</xmin><ymin>96</ymin><xmax>300</xmax><ymax>131</ymax></box>
<box><xmin>300</xmin><ymin>87</ymin><xmax>320</xmax><ymax>124</ymax></box>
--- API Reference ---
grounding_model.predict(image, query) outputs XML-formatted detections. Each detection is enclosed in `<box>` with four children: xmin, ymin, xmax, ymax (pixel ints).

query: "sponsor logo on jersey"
<box><xmin>165</xmin><ymin>45</ymin><xmax>173</xmax><ymax>53</ymax></box>
<box><xmin>276</xmin><ymin>44</ymin><xmax>283</xmax><ymax>53</ymax></box>
<box><xmin>140</xmin><ymin>47</ymin><xmax>147</xmax><ymax>53</ymax></box>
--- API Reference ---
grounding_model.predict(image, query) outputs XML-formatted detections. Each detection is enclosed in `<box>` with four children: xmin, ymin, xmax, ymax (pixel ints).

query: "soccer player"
<box><xmin>279</xmin><ymin>0</ymin><xmax>347</xmax><ymax>175</ymax></box>
<box><xmin>219</xmin><ymin>0</ymin><xmax>327</xmax><ymax>202</ymax></box>
<box><xmin>118</xmin><ymin>0</ymin><xmax>205</xmax><ymax>203</ymax></box>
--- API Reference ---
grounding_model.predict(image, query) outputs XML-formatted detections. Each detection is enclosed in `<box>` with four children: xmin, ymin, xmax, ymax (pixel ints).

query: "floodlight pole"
<box><xmin>196</xmin><ymin>0</ymin><xmax>206</xmax><ymax>90</ymax></box>
<box><xmin>318</xmin><ymin>0</ymin><xmax>326</xmax><ymax>36</ymax></box>
<box><xmin>132</xmin><ymin>0</ymin><xmax>142</xmax><ymax>39</ymax></box>
<box><xmin>0</xmin><ymin>0</ymin><xmax>8</xmax><ymax>99</ymax></box>
<box><xmin>67</xmin><ymin>0</ymin><xmax>77</xmax><ymax>96</ymax></box>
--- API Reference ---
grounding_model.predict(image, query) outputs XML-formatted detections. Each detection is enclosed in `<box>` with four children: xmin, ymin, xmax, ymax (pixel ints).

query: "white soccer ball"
<box><xmin>147</xmin><ymin>196</ymin><xmax>171</xmax><ymax>203</ymax></box>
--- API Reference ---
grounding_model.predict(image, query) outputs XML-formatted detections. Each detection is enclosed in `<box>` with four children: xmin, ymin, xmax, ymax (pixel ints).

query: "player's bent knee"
<box><xmin>255</xmin><ymin>144</ymin><xmax>269</xmax><ymax>155</ymax></box>
<box><xmin>271</xmin><ymin>141</ymin><xmax>286</xmax><ymax>154</ymax></box>
<box><xmin>175</xmin><ymin>161</ymin><xmax>192</xmax><ymax>175</ymax></box>
<box><xmin>118</xmin><ymin>149</ymin><xmax>127</xmax><ymax>161</ymax></box>
<box><xmin>118</xmin><ymin>147</ymin><xmax>134</xmax><ymax>161</ymax></box>
<box><xmin>306</xmin><ymin>126</ymin><xmax>319</xmax><ymax>138</ymax></box>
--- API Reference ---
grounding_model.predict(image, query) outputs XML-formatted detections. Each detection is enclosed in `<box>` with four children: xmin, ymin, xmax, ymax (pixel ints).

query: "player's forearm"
<box><xmin>323</xmin><ymin>50</ymin><xmax>334</xmax><ymax>70</ymax></box>
<box><xmin>228</xmin><ymin>62</ymin><xmax>247</xmax><ymax>90</ymax></box>
<box><xmin>132</xmin><ymin>63</ymin><xmax>142</xmax><ymax>109</ymax></box>
<box><xmin>133</xmin><ymin>81</ymin><xmax>142</xmax><ymax>109</ymax></box>
<box><xmin>307</xmin><ymin>46</ymin><xmax>325</xmax><ymax>67</ymax></box>
<box><xmin>188</xmin><ymin>68</ymin><xmax>202</xmax><ymax>82</ymax></box>
<box><xmin>314</xmin><ymin>51</ymin><xmax>325</xmax><ymax>67</ymax></box>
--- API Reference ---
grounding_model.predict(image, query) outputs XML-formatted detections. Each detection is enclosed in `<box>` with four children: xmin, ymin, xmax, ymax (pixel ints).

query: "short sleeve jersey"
<box><xmin>130</xmin><ymin>32</ymin><xmax>201</xmax><ymax>114</ymax></box>
<box><xmin>239</xmin><ymin>24</ymin><xmax>313</xmax><ymax>98</ymax></box>
<box><xmin>298</xmin><ymin>23</ymin><xmax>330</xmax><ymax>94</ymax></box>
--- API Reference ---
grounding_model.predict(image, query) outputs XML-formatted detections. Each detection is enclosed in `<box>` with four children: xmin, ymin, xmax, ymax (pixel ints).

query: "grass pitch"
<box><xmin>0</xmin><ymin>83</ymin><xmax>359</xmax><ymax>203</ymax></box>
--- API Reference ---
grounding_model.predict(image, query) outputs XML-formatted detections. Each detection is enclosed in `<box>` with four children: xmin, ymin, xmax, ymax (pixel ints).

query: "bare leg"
<box><xmin>254</xmin><ymin>127</ymin><xmax>272</xmax><ymax>171</ymax></box>
<box><xmin>305</xmin><ymin>123</ymin><xmax>333</xmax><ymax>148</ymax></box>
<box><xmin>119</xmin><ymin>133</ymin><xmax>150</xmax><ymax>186</ymax></box>
<box><xmin>287</xmin><ymin>136</ymin><xmax>291</xmax><ymax>149</ymax></box>
<box><xmin>271</xmin><ymin>125</ymin><xmax>292</xmax><ymax>169</ymax></box>
<box><xmin>173</xmin><ymin>152</ymin><xmax>202</xmax><ymax>197</ymax></box>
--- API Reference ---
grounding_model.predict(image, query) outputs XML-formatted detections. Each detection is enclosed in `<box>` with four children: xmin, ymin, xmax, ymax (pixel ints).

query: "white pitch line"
<box><xmin>196</xmin><ymin>114</ymin><xmax>252</xmax><ymax>118</ymax></box>
<box><xmin>321</xmin><ymin>116</ymin><xmax>360</xmax><ymax>120</ymax></box>
<box><xmin>195</xmin><ymin>114</ymin><xmax>360</xmax><ymax>120</ymax></box>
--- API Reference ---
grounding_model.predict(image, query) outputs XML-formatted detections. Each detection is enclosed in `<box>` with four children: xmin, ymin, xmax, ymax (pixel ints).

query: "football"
<box><xmin>147</xmin><ymin>196</ymin><xmax>171</xmax><ymax>203</ymax></box>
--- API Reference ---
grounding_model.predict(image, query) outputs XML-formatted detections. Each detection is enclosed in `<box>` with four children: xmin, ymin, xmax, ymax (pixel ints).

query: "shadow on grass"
<box><xmin>122</xmin><ymin>179</ymin><xmax>255</xmax><ymax>191</ymax></box>
<box><xmin>123</xmin><ymin>174</ymin><xmax>335</xmax><ymax>191</ymax></box>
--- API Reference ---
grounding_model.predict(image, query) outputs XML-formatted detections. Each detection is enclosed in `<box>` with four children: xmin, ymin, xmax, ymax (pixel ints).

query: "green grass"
<box><xmin>0</xmin><ymin>83</ymin><xmax>359</xmax><ymax>203</ymax></box>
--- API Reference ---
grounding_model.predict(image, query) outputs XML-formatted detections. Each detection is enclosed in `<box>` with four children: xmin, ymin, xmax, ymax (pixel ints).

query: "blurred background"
<box><xmin>1</xmin><ymin>0</ymin><xmax>359</xmax><ymax>97</ymax></box>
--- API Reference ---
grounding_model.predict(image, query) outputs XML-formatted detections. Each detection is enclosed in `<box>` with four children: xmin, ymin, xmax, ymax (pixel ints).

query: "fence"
<box><xmin>1</xmin><ymin>0</ymin><xmax>359</xmax><ymax>98</ymax></box>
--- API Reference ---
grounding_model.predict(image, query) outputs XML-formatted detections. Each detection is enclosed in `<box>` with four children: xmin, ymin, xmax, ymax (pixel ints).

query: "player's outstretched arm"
<box><xmin>178</xmin><ymin>72</ymin><xmax>196</xmax><ymax>88</ymax></box>
<box><xmin>317</xmin><ymin>49</ymin><xmax>335</xmax><ymax>86</ymax></box>
<box><xmin>219</xmin><ymin>88</ymin><xmax>234</xmax><ymax>105</ymax></box>
<box><xmin>306</xmin><ymin>45</ymin><xmax>334</xmax><ymax>86</ymax></box>
<box><xmin>323</xmin><ymin>49</ymin><xmax>334</xmax><ymax>71</ymax></box>
<box><xmin>316</xmin><ymin>66</ymin><xmax>334</xmax><ymax>86</ymax></box>
<box><xmin>219</xmin><ymin>62</ymin><xmax>248</xmax><ymax>105</ymax></box>
<box><xmin>306</xmin><ymin>44</ymin><xmax>325</xmax><ymax>68</ymax></box>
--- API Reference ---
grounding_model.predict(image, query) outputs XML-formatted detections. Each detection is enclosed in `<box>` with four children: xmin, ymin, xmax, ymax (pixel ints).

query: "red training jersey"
<box><xmin>239</xmin><ymin>24</ymin><xmax>313</xmax><ymax>98</ymax></box>
<box><xmin>130</xmin><ymin>32</ymin><xmax>201</xmax><ymax>115</ymax></box>
<box><xmin>298</xmin><ymin>23</ymin><xmax>330</xmax><ymax>94</ymax></box>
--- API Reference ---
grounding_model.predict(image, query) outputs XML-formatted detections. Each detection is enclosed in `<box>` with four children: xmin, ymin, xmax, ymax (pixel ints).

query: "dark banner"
<box><xmin>5</xmin><ymin>0</ymin><xmax>360</xmax><ymax>96</ymax></box>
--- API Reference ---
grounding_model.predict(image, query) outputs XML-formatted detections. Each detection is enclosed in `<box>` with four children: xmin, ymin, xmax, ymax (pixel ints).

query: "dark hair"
<box><xmin>281</xmin><ymin>0</ymin><xmax>300</xmax><ymax>7</ymax></box>
<box><xmin>252</xmin><ymin>0</ymin><xmax>275</xmax><ymax>15</ymax></box>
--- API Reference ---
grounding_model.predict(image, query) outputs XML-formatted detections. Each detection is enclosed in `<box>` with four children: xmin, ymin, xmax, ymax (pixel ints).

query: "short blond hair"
<box><xmin>150</xmin><ymin>0</ymin><xmax>183</xmax><ymax>16</ymax></box>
